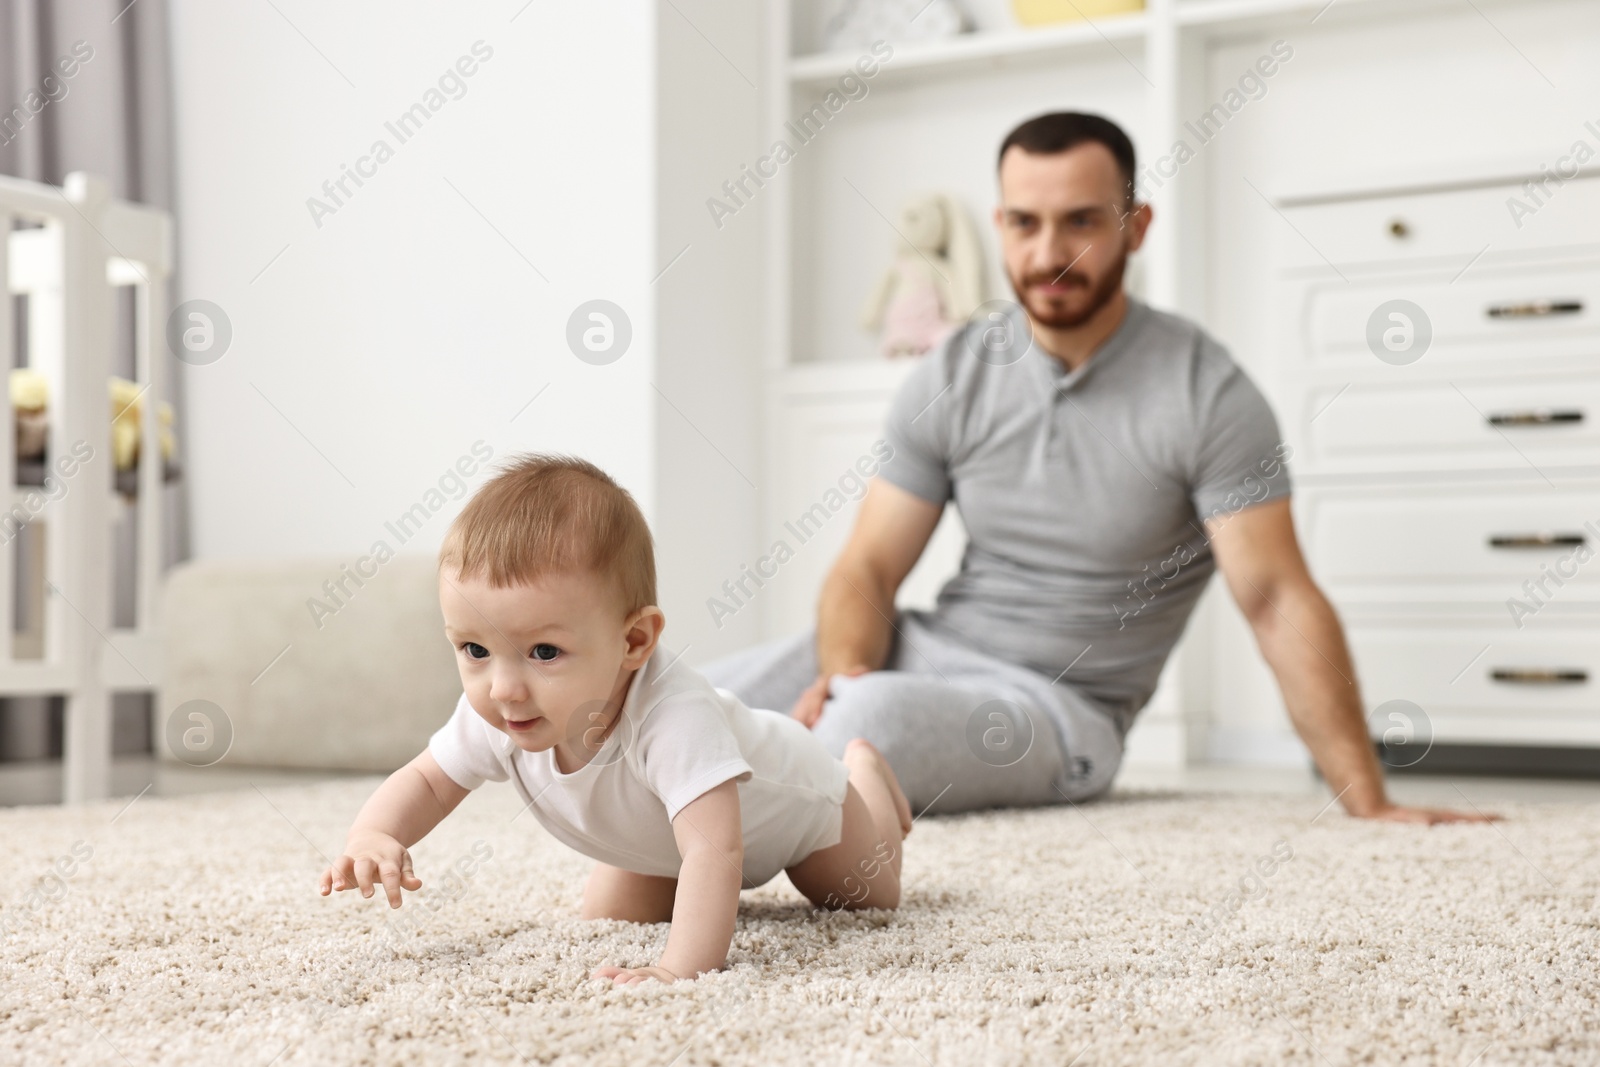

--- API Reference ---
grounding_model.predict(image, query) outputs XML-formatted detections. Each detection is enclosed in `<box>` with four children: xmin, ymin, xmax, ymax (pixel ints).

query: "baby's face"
<box><xmin>439</xmin><ymin>565</ymin><xmax>656</xmax><ymax>761</ymax></box>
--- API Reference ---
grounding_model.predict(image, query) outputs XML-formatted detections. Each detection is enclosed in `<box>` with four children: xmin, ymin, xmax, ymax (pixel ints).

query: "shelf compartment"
<box><xmin>789</xmin><ymin>13</ymin><xmax>1148</xmax><ymax>88</ymax></box>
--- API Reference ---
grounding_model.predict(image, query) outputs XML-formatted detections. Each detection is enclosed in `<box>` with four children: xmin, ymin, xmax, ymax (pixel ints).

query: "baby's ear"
<box><xmin>623</xmin><ymin>605</ymin><xmax>666</xmax><ymax>663</ymax></box>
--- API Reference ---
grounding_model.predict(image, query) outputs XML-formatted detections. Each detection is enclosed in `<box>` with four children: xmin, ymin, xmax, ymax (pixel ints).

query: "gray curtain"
<box><xmin>0</xmin><ymin>0</ymin><xmax>182</xmax><ymax>765</ymax></box>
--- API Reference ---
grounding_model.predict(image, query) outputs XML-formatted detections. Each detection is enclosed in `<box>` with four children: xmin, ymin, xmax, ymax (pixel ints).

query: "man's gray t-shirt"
<box><xmin>878</xmin><ymin>295</ymin><xmax>1291</xmax><ymax>736</ymax></box>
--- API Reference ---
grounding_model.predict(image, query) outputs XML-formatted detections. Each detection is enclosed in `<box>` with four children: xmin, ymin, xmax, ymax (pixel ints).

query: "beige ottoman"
<box><xmin>158</xmin><ymin>555</ymin><xmax>462</xmax><ymax>772</ymax></box>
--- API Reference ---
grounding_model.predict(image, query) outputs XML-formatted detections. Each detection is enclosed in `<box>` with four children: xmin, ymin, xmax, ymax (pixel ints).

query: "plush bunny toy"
<box><xmin>859</xmin><ymin>192</ymin><xmax>985</xmax><ymax>359</ymax></box>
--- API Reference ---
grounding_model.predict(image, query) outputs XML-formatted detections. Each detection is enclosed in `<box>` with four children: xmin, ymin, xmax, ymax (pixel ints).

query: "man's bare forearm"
<box><xmin>815</xmin><ymin>560</ymin><xmax>896</xmax><ymax>677</ymax></box>
<box><xmin>1250</xmin><ymin>581</ymin><xmax>1390</xmax><ymax>816</ymax></box>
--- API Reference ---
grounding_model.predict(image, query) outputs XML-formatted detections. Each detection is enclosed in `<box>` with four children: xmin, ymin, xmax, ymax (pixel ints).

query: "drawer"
<box><xmin>1274</xmin><ymin>174</ymin><xmax>1600</xmax><ymax>272</ymax></box>
<box><xmin>1300</xmin><ymin>484</ymin><xmax>1600</xmax><ymax>601</ymax></box>
<box><xmin>1295</xmin><ymin>261</ymin><xmax>1600</xmax><ymax>371</ymax></box>
<box><xmin>1293</xmin><ymin>374</ymin><xmax>1600</xmax><ymax>474</ymax></box>
<box><xmin>1348</xmin><ymin>623</ymin><xmax>1600</xmax><ymax>747</ymax></box>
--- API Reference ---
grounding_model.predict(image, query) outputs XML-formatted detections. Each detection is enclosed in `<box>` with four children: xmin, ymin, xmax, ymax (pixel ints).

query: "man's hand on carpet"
<box><xmin>791</xmin><ymin>666</ymin><xmax>870</xmax><ymax>728</ymax></box>
<box><xmin>319</xmin><ymin>831</ymin><xmax>423</xmax><ymax>908</ymax></box>
<box><xmin>1354</xmin><ymin>802</ymin><xmax>1501</xmax><ymax>826</ymax></box>
<box><xmin>791</xmin><ymin>675</ymin><xmax>830</xmax><ymax>727</ymax></box>
<box><xmin>591</xmin><ymin>965</ymin><xmax>681</xmax><ymax>986</ymax></box>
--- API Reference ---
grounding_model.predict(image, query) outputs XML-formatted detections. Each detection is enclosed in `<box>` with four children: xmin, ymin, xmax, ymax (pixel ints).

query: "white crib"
<box><xmin>0</xmin><ymin>171</ymin><xmax>174</xmax><ymax>804</ymax></box>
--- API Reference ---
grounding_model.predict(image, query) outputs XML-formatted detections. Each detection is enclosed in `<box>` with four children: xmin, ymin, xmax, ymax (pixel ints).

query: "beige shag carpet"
<box><xmin>2</xmin><ymin>777</ymin><xmax>1597</xmax><ymax>1066</ymax></box>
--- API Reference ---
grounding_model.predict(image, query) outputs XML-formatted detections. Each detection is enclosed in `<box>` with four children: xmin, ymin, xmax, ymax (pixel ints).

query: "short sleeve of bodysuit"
<box><xmin>635</xmin><ymin>697</ymin><xmax>755</xmax><ymax>822</ymax></box>
<box><xmin>428</xmin><ymin>694</ymin><xmax>510</xmax><ymax>791</ymax></box>
<box><xmin>1188</xmin><ymin>343</ymin><xmax>1293</xmax><ymax>522</ymax></box>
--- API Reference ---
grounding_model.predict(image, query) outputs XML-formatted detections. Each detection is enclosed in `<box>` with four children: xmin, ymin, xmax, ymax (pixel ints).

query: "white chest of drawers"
<box><xmin>1272</xmin><ymin>171</ymin><xmax>1600</xmax><ymax>753</ymax></box>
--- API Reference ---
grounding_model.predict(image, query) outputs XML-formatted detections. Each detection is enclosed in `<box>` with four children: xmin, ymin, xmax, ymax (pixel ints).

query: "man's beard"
<box><xmin>1009</xmin><ymin>253</ymin><xmax>1127</xmax><ymax>330</ymax></box>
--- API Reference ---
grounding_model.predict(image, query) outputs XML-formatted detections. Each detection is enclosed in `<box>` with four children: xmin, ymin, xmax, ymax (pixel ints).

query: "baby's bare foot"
<box><xmin>844</xmin><ymin>739</ymin><xmax>913</xmax><ymax>837</ymax></box>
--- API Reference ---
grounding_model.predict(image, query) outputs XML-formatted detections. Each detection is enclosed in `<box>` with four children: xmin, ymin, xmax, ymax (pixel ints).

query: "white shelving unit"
<box><xmin>765</xmin><ymin>0</ymin><xmax>1519</xmax><ymax>376</ymax></box>
<box><xmin>756</xmin><ymin>0</ymin><xmax>1536</xmax><ymax>768</ymax></box>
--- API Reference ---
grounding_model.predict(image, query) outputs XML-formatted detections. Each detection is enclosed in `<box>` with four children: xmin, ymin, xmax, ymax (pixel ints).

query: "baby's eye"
<box><xmin>460</xmin><ymin>642</ymin><xmax>489</xmax><ymax>660</ymax></box>
<box><xmin>531</xmin><ymin>643</ymin><xmax>561</xmax><ymax>662</ymax></box>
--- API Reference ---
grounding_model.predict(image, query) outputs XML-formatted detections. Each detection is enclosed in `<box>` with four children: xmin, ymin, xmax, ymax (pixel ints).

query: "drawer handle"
<box><xmin>1486</xmin><ymin>299</ymin><xmax>1584</xmax><ymax>319</ymax></box>
<box><xmin>1486</xmin><ymin>408</ymin><xmax>1584</xmax><ymax>427</ymax></box>
<box><xmin>1488</xmin><ymin>533</ymin><xmax>1588</xmax><ymax>549</ymax></box>
<box><xmin>1490</xmin><ymin>668</ymin><xmax>1589</xmax><ymax>685</ymax></box>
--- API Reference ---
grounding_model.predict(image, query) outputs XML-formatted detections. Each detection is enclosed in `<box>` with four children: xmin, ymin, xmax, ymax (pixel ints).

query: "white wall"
<box><xmin>167</xmin><ymin>1</ymin><xmax>658</xmax><ymax>562</ymax></box>
<box><xmin>1202</xmin><ymin>0</ymin><xmax>1600</xmax><ymax>762</ymax></box>
<box><xmin>652</xmin><ymin>1</ymin><xmax>769</xmax><ymax>661</ymax></box>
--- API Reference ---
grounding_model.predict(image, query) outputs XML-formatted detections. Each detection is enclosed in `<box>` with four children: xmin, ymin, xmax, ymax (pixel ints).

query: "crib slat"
<box><xmin>133</xmin><ymin>249</ymin><xmax>169</xmax><ymax>654</ymax></box>
<box><xmin>58</xmin><ymin>173</ymin><xmax>116</xmax><ymax>804</ymax></box>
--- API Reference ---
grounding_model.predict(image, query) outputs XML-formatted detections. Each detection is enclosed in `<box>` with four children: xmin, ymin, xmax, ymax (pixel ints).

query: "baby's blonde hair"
<box><xmin>438</xmin><ymin>452</ymin><xmax>657</xmax><ymax>616</ymax></box>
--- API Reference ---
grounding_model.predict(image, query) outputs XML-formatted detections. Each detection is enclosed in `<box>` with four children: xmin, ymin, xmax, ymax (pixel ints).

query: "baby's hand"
<box><xmin>318</xmin><ymin>831</ymin><xmax>422</xmax><ymax>909</ymax></box>
<box><xmin>591</xmin><ymin>965</ymin><xmax>682</xmax><ymax>986</ymax></box>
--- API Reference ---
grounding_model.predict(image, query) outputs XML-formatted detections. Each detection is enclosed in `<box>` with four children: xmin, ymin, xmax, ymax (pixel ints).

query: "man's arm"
<box><xmin>792</xmin><ymin>478</ymin><xmax>944</xmax><ymax>726</ymax></box>
<box><xmin>1207</xmin><ymin>497</ymin><xmax>1496</xmax><ymax>824</ymax></box>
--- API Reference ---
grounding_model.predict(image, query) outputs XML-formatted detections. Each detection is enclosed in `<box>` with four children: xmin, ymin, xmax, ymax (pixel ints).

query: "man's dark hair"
<box><xmin>996</xmin><ymin>112</ymin><xmax>1137</xmax><ymax>203</ymax></box>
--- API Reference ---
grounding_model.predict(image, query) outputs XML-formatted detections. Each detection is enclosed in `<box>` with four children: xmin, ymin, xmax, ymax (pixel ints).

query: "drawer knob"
<box><xmin>1486</xmin><ymin>408</ymin><xmax>1584</xmax><ymax>426</ymax></box>
<box><xmin>1488</xmin><ymin>533</ymin><xmax>1587</xmax><ymax>549</ymax></box>
<box><xmin>1387</xmin><ymin>218</ymin><xmax>1409</xmax><ymax>239</ymax></box>
<box><xmin>1486</xmin><ymin>299</ymin><xmax>1584</xmax><ymax>319</ymax></box>
<box><xmin>1490</xmin><ymin>668</ymin><xmax>1589</xmax><ymax>685</ymax></box>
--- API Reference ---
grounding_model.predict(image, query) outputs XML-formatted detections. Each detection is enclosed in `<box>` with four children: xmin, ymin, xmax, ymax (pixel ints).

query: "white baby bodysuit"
<box><xmin>428</xmin><ymin>642</ymin><xmax>852</xmax><ymax>886</ymax></box>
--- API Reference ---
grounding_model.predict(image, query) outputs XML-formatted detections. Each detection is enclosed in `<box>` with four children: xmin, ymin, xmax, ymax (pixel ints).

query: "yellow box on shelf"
<box><xmin>1011</xmin><ymin>0</ymin><xmax>1144</xmax><ymax>26</ymax></box>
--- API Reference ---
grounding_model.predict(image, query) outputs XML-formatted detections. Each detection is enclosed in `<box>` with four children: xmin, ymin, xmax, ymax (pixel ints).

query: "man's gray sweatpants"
<box><xmin>697</xmin><ymin>607</ymin><xmax>1124</xmax><ymax>816</ymax></box>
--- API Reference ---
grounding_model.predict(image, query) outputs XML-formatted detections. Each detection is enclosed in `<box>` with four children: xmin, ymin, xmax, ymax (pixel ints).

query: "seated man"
<box><xmin>701</xmin><ymin>111</ymin><xmax>1490</xmax><ymax>826</ymax></box>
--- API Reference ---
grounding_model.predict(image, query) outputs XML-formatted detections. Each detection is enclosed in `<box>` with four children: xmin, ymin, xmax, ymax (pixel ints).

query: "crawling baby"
<box><xmin>319</xmin><ymin>452</ymin><xmax>913</xmax><ymax>985</ymax></box>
